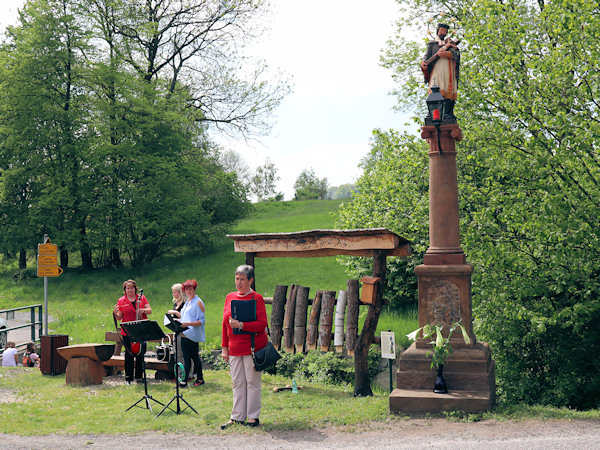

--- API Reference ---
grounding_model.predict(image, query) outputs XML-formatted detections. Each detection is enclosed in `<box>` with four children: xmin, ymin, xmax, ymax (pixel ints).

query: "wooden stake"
<box><xmin>270</xmin><ymin>285</ymin><xmax>288</xmax><ymax>350</ymax></box>
<box><xmin>318</xmin><ymin>290</ymin><xmax>336</xmax><ymax>352</ymax></box>
<box><xmin>283</xmin><ymin>284</ymin><xmax>297</xmax><ymax>353</ymax></box>
<box><xmin>306</xmin><ymin>291</ymin><xmax>322</xmax><ymax>351</ymax></box>
<box><xmin>294</xmin><ymin>286</ymin><xmax>310</xmax><ymax>354</ymax></box>
<box><xmin>334</xmin><ymin>290</ymin><xmax>347</xmax><ymax>353</ymax></box>
<box><xmin>345</xmin><ymin>279</ymin><xmax>360</xmax><ymax>357</ymax></box>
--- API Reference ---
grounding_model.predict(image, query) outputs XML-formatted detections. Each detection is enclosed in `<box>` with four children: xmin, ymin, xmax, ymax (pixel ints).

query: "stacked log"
<box><xmin>345</xmin><ymin>279</ymin><xmax>360</xmax><ymax>356</ymax></box>
<box><xmin>293</xmin><ymin>286</ymin><xmax>310</xmax><ymax>353</ymax></box>
<box><xmin>334</xmin><ymin>290</ymin><xmax>347</xmax><ymax>353</ymax></box>
<box><xmin>306</xmin><ymin>291</ymin><xmax>323</xmax><ymax>351</ymax></box>
<box><xmin>270</xmin><ymin>285</ymin><xmax>288</xmax><ymax>350</ymax></box>
<box><xmin>318</xmin><ymin>290</ymin><xmax>336</xmax><ymax>352</ymax></box>
<box><xmin>283</xmin><ymin>284</ymin><xmax>297</xmax><ymax>353</ymax></box>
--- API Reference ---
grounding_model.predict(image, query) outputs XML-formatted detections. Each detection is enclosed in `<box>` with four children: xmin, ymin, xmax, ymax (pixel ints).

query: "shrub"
<box><xmin>269</xmin><ymin>349</ymin><xmax>382</xmax><ymax>388</ymax></box>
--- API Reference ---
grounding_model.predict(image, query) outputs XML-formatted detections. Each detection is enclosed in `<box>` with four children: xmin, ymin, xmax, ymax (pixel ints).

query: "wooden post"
<box><xmin>345</xmin><ymin>279</ymin><xmax>360</xmax><ymax>357</ymax></box>
<box><xmin>334</xmin><ymin>290</ymin><xmax>347</xmax><ymax>353</ymax></box>
<box><xmin>283</xmin><ymin>284</ymin><xmax>297</xmax><ymax>353</ymax></box>
<box><xmin>318</xmin><ymin>290</ymin><xmax>336</xmax><ymax>352</ymax></box>
<box><xmin>306</xmin><ymin>291</ymin><xmax>323</xmax><ymax>351</ymax></box>
<box><xmin>354</xmin><ymin>251</ymin><xmax>386</xmax><ymax>397</ymax></box>
<box><xmin>270</xmin><ymin>284</ymin><xmax>288</xmax><ymax>350</ymax></box>
<box><xmin>245</xmin><ymin>252</ymin><xmax>256</xmax><ymax>290</ymax></box>
<box><xmin>293</xmin><ymin>286</ymin><xmax>310</xmax><ymax>354</ymax></box>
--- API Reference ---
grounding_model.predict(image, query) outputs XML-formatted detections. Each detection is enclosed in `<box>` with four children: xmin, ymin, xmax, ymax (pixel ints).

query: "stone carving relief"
<box><xmin>426</xmin><ymin>279</ymin><xmax>461</xmax><ymax>324</ymax></box>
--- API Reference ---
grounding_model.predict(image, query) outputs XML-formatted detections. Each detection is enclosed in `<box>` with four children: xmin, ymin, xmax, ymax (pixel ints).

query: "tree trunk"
<box><xmin>60</xmin><ymin>249</ymin><xmax>69</xmax><ymax>269</ymax></box>
<box><xmin>283</xmin><ymin>284</ymin><xmax>297</xmax><ymax>353</ymax></box>
<box><xmin>270</xmin><ymin>284</ymin><xmax>288</xmax><ymax>350</ymax></box>
<box><xmin>293</xmin><ymin>286</ymin><xmax>310</xmax><ymax>354</ymax></box>
<box><xmin>318</xmin><ymin>290</ymin><xmax>336</xmax><ymax>352</ymax></box>
<box><xmin>345</xmin><ymin>279</ymin><xmax>360</xmax><ymax>357</ymax></box>
<box><xmin>245</xmin><ymin>252</ymin><xmax>255</xmax><ymax>290</ymax></box>
<box><xmin>353</xmin><ymin>251</ymin><xmax>386</xmax><ymax>397</ymax></box>
<box><xmin>18</xmin><ymin>248</ymin><xmax>26</xmax><ymax>269</ymax></box>
<box><xmin>109</xmin><ymin>247</ymin><xmax>122</xmax><ymax>268</ymax></box>
<box><xmin>306</xmin><ymin>291</ymin><xmax>322</xmax><ymax>351</ymax></box>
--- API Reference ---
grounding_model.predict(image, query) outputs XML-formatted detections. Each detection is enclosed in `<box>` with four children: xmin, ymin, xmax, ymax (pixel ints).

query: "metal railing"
<box><xmin>0</xmin><ymin>304</ymin><xmax>43</xmax><ymax>354</ymax></box>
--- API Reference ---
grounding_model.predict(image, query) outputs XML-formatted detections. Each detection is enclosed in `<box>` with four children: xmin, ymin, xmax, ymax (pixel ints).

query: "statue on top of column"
<box><xmin>420</xmin><ymin>20</ymin><xmax>460</xmax><ymax>121</ymax></box>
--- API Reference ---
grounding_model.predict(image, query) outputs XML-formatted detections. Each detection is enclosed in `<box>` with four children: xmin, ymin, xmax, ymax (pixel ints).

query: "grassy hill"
<box><xmin>0</xmin><ymin>199</ymin><xmax>416</xmax><ymax>349</ymax></box>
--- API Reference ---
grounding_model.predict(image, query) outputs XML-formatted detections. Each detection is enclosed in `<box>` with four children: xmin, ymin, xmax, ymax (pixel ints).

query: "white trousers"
<box><xmin>229</xmin><ymin>354</ymin><xmax>262</xmax><ymax>421</ymax></box>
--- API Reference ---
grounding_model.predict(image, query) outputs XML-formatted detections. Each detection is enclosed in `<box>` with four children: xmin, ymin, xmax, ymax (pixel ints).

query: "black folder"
<box><xmin>231</xmin><ymin>299</ymin><xmax>256</xmax><ymax>335</ymax></box>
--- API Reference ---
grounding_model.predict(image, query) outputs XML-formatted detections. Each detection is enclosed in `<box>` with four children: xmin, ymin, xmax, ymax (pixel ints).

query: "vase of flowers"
<box><xmin>407</xmin><ymin>321</ymin><xmax>471</xmax><ymax>394</ymax></box>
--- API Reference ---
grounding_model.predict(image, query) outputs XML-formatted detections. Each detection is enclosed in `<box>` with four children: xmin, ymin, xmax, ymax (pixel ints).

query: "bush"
<box><xmin>269</xmin><ymin>349</ymin><xmax>381</xmax><ymax>387</ymax></box>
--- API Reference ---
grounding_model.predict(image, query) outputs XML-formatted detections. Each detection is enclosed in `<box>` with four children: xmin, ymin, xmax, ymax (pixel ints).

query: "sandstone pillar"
<box><xmin>390</xmin><ymin>122</ymin><xmax>495</xmax><ymax>414</ymax></box>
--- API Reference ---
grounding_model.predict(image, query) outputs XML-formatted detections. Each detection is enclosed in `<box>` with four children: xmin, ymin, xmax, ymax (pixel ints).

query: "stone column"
<box><xmin>421</xmin><ymin>124</ymin><xmax>465</xmax><ymax>265</ymax></box>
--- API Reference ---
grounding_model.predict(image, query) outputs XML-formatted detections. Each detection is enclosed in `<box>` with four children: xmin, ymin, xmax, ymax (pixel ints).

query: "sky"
<box><xmin>0</xmin><ymin>1</ymin><xmax>407</xmax><ymax>200</ymax></box>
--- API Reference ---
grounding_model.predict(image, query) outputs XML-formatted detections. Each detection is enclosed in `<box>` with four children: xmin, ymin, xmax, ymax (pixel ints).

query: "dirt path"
<box><xmin>0</xmin><ymin>418</ymin><xmax>598</xmax><ymax>449</ymax></box>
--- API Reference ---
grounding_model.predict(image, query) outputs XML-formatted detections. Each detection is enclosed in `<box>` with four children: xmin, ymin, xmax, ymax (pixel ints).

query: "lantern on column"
<box><xmin>426</xmin><ymin>84</ymin><xmax>445</xmax><ymax>124</ymax></box>
<box><xmin>426</xmin><ymin>84</ymin><xmax>445</xmax><ymax>153</ymax></box>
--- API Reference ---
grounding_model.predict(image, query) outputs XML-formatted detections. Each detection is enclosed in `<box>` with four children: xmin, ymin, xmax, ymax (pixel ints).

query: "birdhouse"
<box><xmin>360</xmin><ymin>276</ymin><xmax>381</xmax><ymax>305</ymax></box>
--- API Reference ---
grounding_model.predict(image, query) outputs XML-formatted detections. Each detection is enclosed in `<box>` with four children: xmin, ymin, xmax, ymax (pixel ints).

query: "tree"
<box><xmin>0</xmin><ymin>0</ymin><xmax>277</xmax><ymax>268</ymax></box>
<box><xmin>250</xmin><ymin>159</ymin><xmax>282</xmax><ymax>201</ymax></box>
<box><xmin>105</xmin><ymin>0</ymin><xmax>289</xmax><ymax>138</ymax></box>
<box><xmin>293</xmin><ymin>168</ymin><xmax>329</xmax><ymax>200</ymax></box>
<box><xmin>327</xmin><ymin>183</ymin><xmax>357</xmax><ymax>200</ymax></box>
<box><xmin>0</xmin><ymin>0</ymin><xmax>94</xmax><ymax>268</ymax></box>
<box><xmin>345</xmin><ymin>0</ymin><xmax>600</xmax><ymax>409</ymax></box>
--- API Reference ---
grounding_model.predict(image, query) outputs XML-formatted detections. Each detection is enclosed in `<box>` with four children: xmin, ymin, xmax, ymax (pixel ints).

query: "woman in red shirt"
<box><xmin>221</xmin><ymin>265</ymin><xmax>268</xmax><ymax>429</ymax></box>
<box><xmin>113</xmin><ymin>279</ymin><xmax>152</xmax><ymax>384</ymax></box>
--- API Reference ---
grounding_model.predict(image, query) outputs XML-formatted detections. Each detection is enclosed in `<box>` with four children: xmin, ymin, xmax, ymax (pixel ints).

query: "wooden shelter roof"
<box><xmin>227</xmin><ymin>228</ymin><xmax>411</xmax><ymax>258</ymax></box>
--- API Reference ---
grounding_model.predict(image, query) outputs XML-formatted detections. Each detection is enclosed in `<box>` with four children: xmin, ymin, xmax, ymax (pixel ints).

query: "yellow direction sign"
<box><xmin>37</xmin><ymin>266</ymin><xmax>63</xmax><ymax>277</ymax></box>
<box><xmin>38</xmin><ymin>254</ymin><xmax>58</xmax><ymax>265</ymax></box>
<box><xmin>37</xmin><ymin>238</ymin><xmax>61</xmax><ymax>277</ymax></box>
<box><xmin>38</xmin><ymin>242</ymin><xmax>58</xmax><ymax>255</ymax></box>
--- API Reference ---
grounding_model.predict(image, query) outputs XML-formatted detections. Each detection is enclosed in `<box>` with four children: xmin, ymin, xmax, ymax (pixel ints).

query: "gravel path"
<box><xmin>0</xmin><ymin>418</ymin><xmax>598</xmax><ymax>449</ymax></box>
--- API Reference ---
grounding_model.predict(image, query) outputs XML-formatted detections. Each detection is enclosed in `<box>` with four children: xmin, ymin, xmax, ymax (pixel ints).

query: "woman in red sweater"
<box><xmin>221</xmin><ymin>265</ymin><xmax>268</xmax><ymax>429</ymax></box>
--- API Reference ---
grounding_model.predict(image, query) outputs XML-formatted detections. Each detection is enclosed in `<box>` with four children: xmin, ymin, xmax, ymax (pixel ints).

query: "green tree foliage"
<box><xmin>326</xmin><ymin>183</ymin><xmax>357</xmax><ymax>200</ymax></box>
<box><xmin>250</xmin><ymin>159</ymin><xmax>282</xmax><ymax>201</ymax></box>
<box><xmin>336</xmin><ymin>130</ymin><xmax>428</xmax><ymax>310</ymax></box>
<box><xmin>342</xmin><ymin>0</ymin><xmax>600</xmax><ymax>408</ymax></box>
<box><xmin>293</xmin><ymin>168</ymin><xmax>329</xmax><ymax>200</ymax></box>
<box><xmin>0</xmin><ymin>0</ymin><xmax>283</xmax><ymax>268</ymax></box>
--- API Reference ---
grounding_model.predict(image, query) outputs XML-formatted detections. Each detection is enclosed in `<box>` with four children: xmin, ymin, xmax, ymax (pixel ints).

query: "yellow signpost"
<box><xmin>37</xmin><ymin>239</ymin><xmax>62</xmax><ymax>278</ymax></box>
<box><xmin>38</xmin><ymin>236</ymin><xmax>62</xmax><ymax>335</ymax></box>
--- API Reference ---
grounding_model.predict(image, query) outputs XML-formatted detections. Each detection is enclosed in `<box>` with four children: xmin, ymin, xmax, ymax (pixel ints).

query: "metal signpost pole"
<box><xmin>43</xmin><ymin>234</ymin><xmax>48</xmax><ymax>335</ymax></box>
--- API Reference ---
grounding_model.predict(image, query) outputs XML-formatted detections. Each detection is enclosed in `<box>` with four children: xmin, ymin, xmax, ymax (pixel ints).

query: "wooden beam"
<box><xmin>248</xmin><ymin>245</ymin><xmax>411</xmax><ymax>259</ymax></box>
<box><xmin>233</xmin><ymin>233</ymin><xmax>399</xmax><ymax>254</ymax></box>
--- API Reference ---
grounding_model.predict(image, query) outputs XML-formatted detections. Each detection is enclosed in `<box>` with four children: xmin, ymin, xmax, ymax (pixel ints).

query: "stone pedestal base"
<box><xmin>65</xmin><ymin>357</ymin><xmax>104</xmax><ymax>386</ymax></box>
<box><xmin>415</xmin><ymin>263</ymin><xmax>475</xmax><ymax>345</ymax></box>
<box><xmin>389</xmin><ymin>342</ymin><xmax>495</xmax><ymax>414</ymax></box>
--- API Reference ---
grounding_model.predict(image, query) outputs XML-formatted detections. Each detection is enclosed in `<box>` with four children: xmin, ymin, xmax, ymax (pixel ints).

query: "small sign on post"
<box><xmin>37</xmin><ymin>235</ymin><xmax>62</xmax><ymax>336</ymax></box>
<box><xmin>381</xmin><ymin>330</ymin><xmax>396</xmax><ymax>393</ymax></box>
<box><xmin>37</xmin><ymin>240</ymin><xmax>62</xmax><ymax>278</ymax></box>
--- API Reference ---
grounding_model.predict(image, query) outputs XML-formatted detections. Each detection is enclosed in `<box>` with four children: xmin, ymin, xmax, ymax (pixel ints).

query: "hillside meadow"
<box><xmin>0</xmin><ymin>199</ymin><xmax>417</xmax><ymax>350</ymax></box>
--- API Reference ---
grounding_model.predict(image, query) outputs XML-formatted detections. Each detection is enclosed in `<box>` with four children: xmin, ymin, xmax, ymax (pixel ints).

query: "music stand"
<box><xmin>156</xmin><ymin>314</ymin><xmax>198</xmax><ymax>417</ymax></box>
<box><xmin>121</xmin><ymin>320</ymin><xmax>166</xmax><ymax>413</ymax></box>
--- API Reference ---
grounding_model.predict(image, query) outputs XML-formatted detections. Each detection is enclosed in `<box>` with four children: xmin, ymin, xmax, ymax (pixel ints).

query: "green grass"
<box><xmin>0</xmin><ymin>366</ymin><xmax>597</xmax><ymax>434</ymax></box>
<box><xmin>0</xmin><ymin>367</ymin><xmax>394</xmax><ymax>434</ymax></box>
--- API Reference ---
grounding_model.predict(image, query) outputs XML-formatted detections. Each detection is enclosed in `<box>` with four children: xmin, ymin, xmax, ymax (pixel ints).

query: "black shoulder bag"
<box><xmin>250</xmin><ymin>332</ymin><xmax>281</xmax><ymax>372</ymax></box>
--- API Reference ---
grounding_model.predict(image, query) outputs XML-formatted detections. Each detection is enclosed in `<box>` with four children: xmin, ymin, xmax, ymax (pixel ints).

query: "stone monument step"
<box><xmin>389</xmin><ymin>388</ymin><xmax>493</xmax><ymax>414</ymax></box>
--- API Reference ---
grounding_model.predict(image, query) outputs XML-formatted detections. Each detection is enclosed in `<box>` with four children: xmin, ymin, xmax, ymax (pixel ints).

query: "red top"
<box><xmin>221</xmin><ymin>291</ymin><xmax>268</xmax><ymax>356</ymax></box>
<box><xmin>116</xmin><ymin>294</ymin><xmax>150</xmax><ymax>336</ymax></box>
